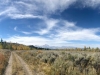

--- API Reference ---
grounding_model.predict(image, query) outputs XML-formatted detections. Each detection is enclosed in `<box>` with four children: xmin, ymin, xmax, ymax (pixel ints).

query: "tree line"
<box><xmin>0</xmin><ymin>39</ymin><xmax>30</xmax><ymax>50</ymax></box>
<box><xmin>0</xmin><ymin>39</ymin><xmax>50</xmax><ymax>50</ymax></box>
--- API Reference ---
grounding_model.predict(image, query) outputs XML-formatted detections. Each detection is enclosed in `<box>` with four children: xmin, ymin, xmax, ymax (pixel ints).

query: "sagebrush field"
<box><xmin>1</xmin><ymin>49</ymin><xmax>100</xmax><ymax>75</ymax></box>
<box><xmin>0</xmin><ymin>50</ymin><xmax>11</xmax><ymax>75</ymax></box>
<box><xmin>16</xmin><ymin>50</ymin><xmax>100</xmax><ymax>75</ymax></box>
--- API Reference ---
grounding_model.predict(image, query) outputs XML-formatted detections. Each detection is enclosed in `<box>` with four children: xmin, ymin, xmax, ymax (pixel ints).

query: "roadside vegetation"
<box><xmin>17</xmin><ymin>50</ymin><xmax>100</xmax><ymax>75</ymax></box>
<box><xmin>0</xmin><ymin>50</ymin><xmax>11</xmax><ymax>75</ymax></box>
<box><xmin>1</xmin><ymin>38</ymin><xmax>100</xmax><ymax>75</ymax></box>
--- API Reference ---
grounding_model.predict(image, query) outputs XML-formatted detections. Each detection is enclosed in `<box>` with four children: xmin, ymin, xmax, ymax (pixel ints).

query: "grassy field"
<box><xmin>16</xmin><ymin>50</ymin><xmax>100</xmax><ymax>75</ymax></box>
<box><xmin>0</xmin><ymin>50</ymin><xmax>100</xmax><ymax>75</ymax></box>
<box><xmin>0</xmin><ymin>50</ymin><xmax>11</xmax><ymax>75</ymax></box>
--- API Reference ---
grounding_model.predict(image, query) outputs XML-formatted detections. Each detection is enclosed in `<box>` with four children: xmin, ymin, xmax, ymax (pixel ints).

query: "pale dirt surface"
<box><xmin>12</xmin><ymin>52</ymin><xmax>26</xmax><ymax>75</ymax></box>
<box><xmin>4</xmin><ymin>52</ymin><xmax>33</xmax><ymax>75</ymax></box>
<box><xmin>13</xmin><ymin>52</ymin><xmax>33</xmax><ymax>75</ymax></box>
<box><xmin>4</xmin><ymin>52</ymin><xmax>12</xmax><ymax>75</ymax></box>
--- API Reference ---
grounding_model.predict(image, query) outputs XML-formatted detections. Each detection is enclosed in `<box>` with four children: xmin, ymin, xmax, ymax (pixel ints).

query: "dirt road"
<box><xmin>4</xmin><ymin>52</ymin><xmax>33</xmax><ymax>75</ymax></box>
<box><xmin>4</xmin><ymin>53</ymin><xmax>12</xmax><ymax>75</ymax></box>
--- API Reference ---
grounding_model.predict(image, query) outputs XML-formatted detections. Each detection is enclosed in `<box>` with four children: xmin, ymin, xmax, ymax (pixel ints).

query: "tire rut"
<box><xmin>13</xmin><ymin>52</ymin><xmax>33</xmax><ymax>75</ymax></box>
<box><xmin>12</xmin><ymin>52</ymin><xmax>26</xmax><ymax>75</ymax></box>
<box><xmin>4</xmin><ymin>52</ymin><xmax>12</xmax><ymax>75</ymax></box>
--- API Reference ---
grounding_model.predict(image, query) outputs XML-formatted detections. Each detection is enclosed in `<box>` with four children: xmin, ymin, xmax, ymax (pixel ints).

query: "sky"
<box><xmin>0</xmin><ymin>0</ymin><xmax>100</xmax><ymax>48</ymax></box>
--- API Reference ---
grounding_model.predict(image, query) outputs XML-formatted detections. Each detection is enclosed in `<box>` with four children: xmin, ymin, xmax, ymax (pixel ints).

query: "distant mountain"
<box><xmin>36</xmin><ymin>44</ymin><xmax>76</xmax><ymax>49</ymax></box>
<box><xmin>0</xmin><ymin>38</ymin><xmax>76</xmax><ymax>50</ymax></box>
<box><xmin>28</xmin><ymin>45</ymin><xmax>50</xmax><ymax>50</ymax></box>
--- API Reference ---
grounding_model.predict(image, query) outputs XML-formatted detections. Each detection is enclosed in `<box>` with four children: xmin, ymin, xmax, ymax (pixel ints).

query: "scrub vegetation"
<box><xmin>0</xmin><ymin>50</ymin><xmax>11</xmax><ymax>75</ymax></box>
<box><xmin>1</xmin><ymin>39</ymin><xmax>100</xmax><ymax>75</ymax></box>
<box><xmin>16</xmin><ymin>50</ymin><xmax>100</xmax><ymax>75</ymax></box>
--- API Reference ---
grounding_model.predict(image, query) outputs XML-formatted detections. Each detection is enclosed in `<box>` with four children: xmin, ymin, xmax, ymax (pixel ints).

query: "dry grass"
<box><xmin>12</xmin><ymin>53</ymin><xmax>25</xmax><ymax>75</ymax></box>
<box><xmin>0</xmin><ymin>50</ymin><xmax>11</xmax><ymax>75</ymax></box>
<box><xmin>16</xmin><ymin>50</ymin><xmax>100</xmax><ymax>75</ymax></box>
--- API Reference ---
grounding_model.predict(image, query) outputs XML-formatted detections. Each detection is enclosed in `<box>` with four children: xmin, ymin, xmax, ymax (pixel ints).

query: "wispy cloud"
<box><xmin>82</xmin><ymin>0</ymin><xmax>100</xmax><ymax>8</ymax></box>
<box><xmin>21</xmin><ymin>31</ymin><xmax>33</xmax><ymax>35</ymax></box>
<box><xmin>34</xmin><ymin>0</ymin><xmax>77</xmax><ymax>13</ymax></box>
<box><xmin>8</xmin><ymin>14</ymin><xmax>43</xmax><ymax>19</ymax></box>
<box><xmin>34</xmin><ymin>18</ymin><xmax>100</xmax><ymax>42</ymax></box>
<box><xmin>35</xmin><ymin>18</ymin><xmax>58</xmax><ymax>35</ymax></box>
<box><xmin>4</xmin><ymin>32</ymin><xmax>100</xmax><ymax>48</ymax></box>
<box><xmin>47</xmin><ymin>19</ymin><xmax>100</xmax><ymax>42</ymax></box>
<box><xmin>0</xmin><ymin>7</ymin><xmax>17</xmax><ymax>16</ymax></box>
<box><xmin>4</xmin><ymin>36</ymin><xmax>49</xmax><ymax>46</ymax></box>
<box><xmin>27</xmin><ymin>25</ymin><xmax>31</xmax><ymax>29</ymax></box>
<box><xmin>2</xmin><ymin>0</ymin><xmax>100</xmax><ymax>47</ymax></box>
<box><xmin>0</xmin><ymin>0</ymin><xmax>100</xmax><ymax>19</ymax></box>
<box><xmin>0</xmin><ymin>0</ymin><xmax>77</xmax><ymax>19</ymax></box>
<box><xmin>14</xmin><ymin>26</ymin><xmax>17</xmax><ymax>31</ymax></box>
<box><xmin>55</xmin><ymin>28</ymin><xmax>100</xmax><ymax>41</ymax></box>
<box><xmin>4</xmin><ymin>18</ymin><xmax>100</xmax><ymax>47</ymax></box>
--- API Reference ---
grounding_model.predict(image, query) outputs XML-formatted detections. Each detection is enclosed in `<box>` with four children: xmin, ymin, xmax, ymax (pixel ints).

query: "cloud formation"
<box><xmin>0</xmin><ymin>0</ymin><xmax>100</xmax><ymax>19</ymax></box>
<box><xmin>21</xmin><ymin>31</ymin><xmax>34</xmax><ymax>35</ymax></box>
<box><xmin>5</xmin><ymin>18</ymin><xmax>100</xmax><ymax>47</ymax></box>
<box><xmin>14</xmin><ymin>26</ymin><xmax>17</xmax><ymax>31</ymax></box>
<box><xmin>2</xmin><ymin>0</ymin><xmax>100</xmax><ymax>47</ymax></box>
<box><xmin>35</xmin><ymin>18</ymin><xmax>58</xmax><ymax>35</ymax></box>
<box><xmin>4</xmin><ymin>35</ymin><xmax>70</xmax><ymax>46</ymax></box>
<box><xmin>83</xmin><ymin>0</ymin><xmax>100</xmax><ymax>8</ymax></box>
<box><xmin>45</xmin><ymin>19</ymin><xmax>100</xmax><ymax>41</ymax></box>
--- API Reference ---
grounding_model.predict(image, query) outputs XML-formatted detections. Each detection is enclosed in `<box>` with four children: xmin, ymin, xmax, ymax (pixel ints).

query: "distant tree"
<box><xmin>0</xmin><ymin>38</ymin><xmax>35</xmax><ymax>50</ymax></box>
<box><xmin>0</xmin><ymin>39</ymin><xmax>4</xmax><ymax>49</ymax></box>
<box><xmin>88</xmin><ymin>46</ymin><xmax>91</xmax><ymax>49</ymax></box>
<box><xmin>0</xmin><ymin>43</ymin><xmax>3</xmax><ymax>49</ymax></box>
<box><xmin>84</xmin><ymin>46</ymin><xmax>87</xmax><ymax>51</ymax></box>
<box><xmin>2</xmin><ymin>41</ymin><xmax>7</xmax><ymax>49</ymax></box>
<box><xmin>95</xmin><ymin>47</ymin><xmax>99</xmax><ymax>52</ymax></box>
<box><xmin>0</xmin><ymin>38</ymin><xmax>3</xmax><ymax>43</ymax></box>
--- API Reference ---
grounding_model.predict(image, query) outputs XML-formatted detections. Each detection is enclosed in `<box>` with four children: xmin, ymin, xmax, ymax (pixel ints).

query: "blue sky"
<box><xmin>1</xmin><ymin>0</ymin><xmax>100</xmax><ymax>48</ymax></box>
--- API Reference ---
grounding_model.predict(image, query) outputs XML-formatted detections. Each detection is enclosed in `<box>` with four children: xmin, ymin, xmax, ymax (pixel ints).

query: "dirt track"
<box><xmin>4</xmin><ymin>53</ymin><xmax>12</xmax><ymax>75</ymax></box>
<box><xmin>4</xmin><ymin>52</ymin><xmax>33</xmax><ymax>75</ymax></box>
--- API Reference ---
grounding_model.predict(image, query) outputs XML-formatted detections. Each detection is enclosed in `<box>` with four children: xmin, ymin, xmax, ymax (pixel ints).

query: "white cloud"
<box><xmin>83</xmin><ymin>0</ymin><xmax>100</xmax><ymax>8</ymax></box>
<box><xmin>0</xmin><ymin>0</ymin><xmax>100</xmax><ymax>19</ymax></box>
<box><xmin>33</xmin><ymin>17</ymin><xmax>100</xmax><ymax>42</ymax></box>
<box><xmin>34</xmin><ymin>18</ymin><xmax>100</xmax><ymax>41</ymax></box>
<box><xmin>8</xmin><ymin>14</ymin><xmax>42</xmax><ymax>19</ymax></box>
<box><xmin>4</xmin><ymin>18</ymin><xmax>100</xmax><ymax>48</ymax></box>
<box><xmin>0</xmin><ymin>0</ymin><xmax>77</xmax><ymax>19</ymax></box>
<box><xmin>56</xmin><ymin>28</ymin><xmax>100</xmax><ymax>41</ymax></box>
<box><xmin>4</xmin><ymin>34</ymin><xmax>100</xmax><ymax>48</ymax></box>
<box><xmin>4</xmin><ymin>35</ymin><xmax>70</xmax><ymax>46</ymax></box>
<box><xmin>49</xmin><ymin>20</ymin><xmax>100</xmax><ymax>42</ymax></box>
<box><xmin>34</xmin><ymin>0</ymin><xmax>77</xmax><ymax>13</ymax></box>
<box><xmin>64</xmin><ymin>21</ymin><xmax>76</xmax><ymax>27</ymax></box>
<box><xmin>14</xmin><ymin>26</ymin><xmax>17</xmax><ymax>31</ymax></box>
<box><xmin>2</xmin><ymin>0</ymin><xmax>100</xmax><ymax>48</ymax></box>
<box><xmin>35</xmin><ymin>18</ymin><xmax>58</xmax><ymax>35</ymax></box>
<box><xmin>0</xmin><ymin>7</ymin><xmax>18</xmax><ymax>16</ymax></box>
<box><xmin>4</xmin><ymin>36</ymin><xmax>49</xmax><ymax>45</ymax></box>
<box><xmin>21</xmin><ymin>31</ymin><xmax>33</xmax><ymax>35</ymax></box>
